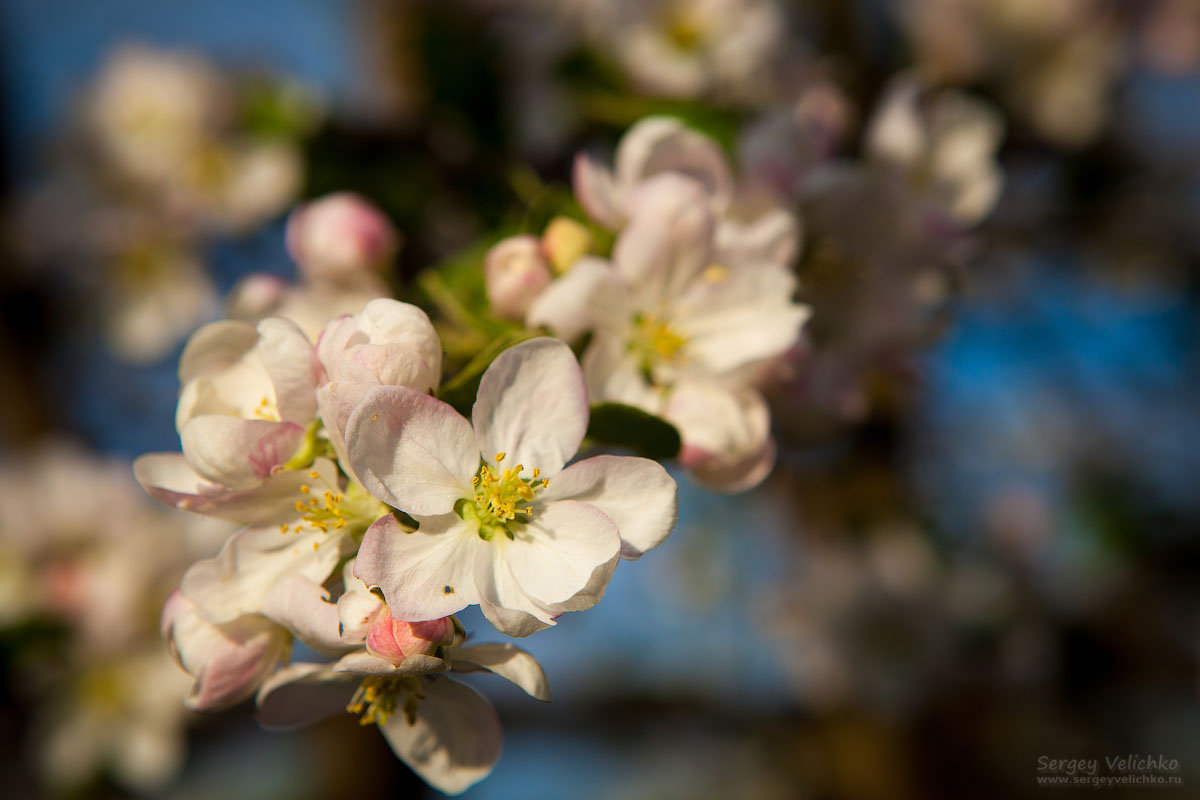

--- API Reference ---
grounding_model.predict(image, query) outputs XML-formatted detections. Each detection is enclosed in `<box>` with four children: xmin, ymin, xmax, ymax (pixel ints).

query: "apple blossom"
<box><xmin>346</xmin><ymin>337</ymin><xmax>678</xmax><ymax>637</ymax></box>
<box><xmin>529</xmin><ymin>174</ymin><xmax>808</xmax><ymax>490</ymax></box>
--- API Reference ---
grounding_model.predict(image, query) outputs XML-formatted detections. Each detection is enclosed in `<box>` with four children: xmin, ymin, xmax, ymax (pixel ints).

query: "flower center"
<box><xmin>347</xmin><ymin>676</ymin><xmax>420</xmax><ymax>727</ymax></box>
<box><xmin>630</xmin><ymin>312</ymin><xmax>688</xmax><ymax>376</ymax></box>
<box><xmin>457</xmin><ymin>452</ymin><xmax>548</xmax><ymax>541</ymax></box>
<box><xmin>282</xmin><ymin>472</ymin><xmax>387</xmax><ymax>538</ymax></box>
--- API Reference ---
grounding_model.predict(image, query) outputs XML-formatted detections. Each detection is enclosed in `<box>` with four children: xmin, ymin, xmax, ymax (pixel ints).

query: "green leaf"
<box><xmin>586</xmin><ymin>402</ymin><xmax>681</xmax><ymax>460</ymax></box>
<box><xmin>436</xmin><ymin>330</ymin><xmax>540</xmax><ymax>416</ymax></box>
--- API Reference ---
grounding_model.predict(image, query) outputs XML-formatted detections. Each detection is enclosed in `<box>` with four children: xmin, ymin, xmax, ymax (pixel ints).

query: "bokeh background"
<box><xmin>3</xmin><ymin>1</ymin><xmax>1200</xmax><ymax>798</ymax></box>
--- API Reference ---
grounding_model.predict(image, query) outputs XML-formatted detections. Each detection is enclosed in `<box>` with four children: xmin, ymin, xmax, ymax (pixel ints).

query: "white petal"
<box><xmin>180</xmin><ymin>416</ymin><xmax>304</xmax><ymax>489</ymax></box>
<box><xmin>354</xmin><ymin>513</ymin><xmax>483</xmax><ymax>621</ymax></box>
<box><xmin>504</xmin><ymin>500</ymin><xmax>621</xmax><ymax>606</ymax></box>
<box><xmin>259</xmin><ymin>574</ymin><xmax>347</xmax><ymax>654</ymax></box>
<box><xmin>472</xmin><ymin>338</ymin><xmax>588</xmax><ymax>476</ymax></box>
<box><xmin>256</xmin><ymin>317</ymin><xmax>319</xmax><ymax>423</ymax></box>
<box><xmin>134</xmin><ymin>453</ymin><xmax>319</xmax><ymax>526</ymax></box>
<box><xmin>181</xmin><ymin>519</ymin><xmax>347</xmax><ymax>625</ymax></box>
<box><xmin>378</xmin><ymin>677</ymin><xmax>502</xmax><ymax>796</ymax></box>
<box><xmin>614</xmin><ymin>116</ymin><xmax>733</xmax><ymax>211</ymax></box>
<box><xmin>178</xmin><ymin>319</ymin><xmax>259</xmax><ymax>384</ymax></box>
<box><xmin>572</xmin><ymin>152</ymin><xmax>625</xmax><ymax>229</ymax></box>
<box><xmin>680</xmin><ymin>303</ymin><xmax>810</xmax><ymax>377</ymax></box>
<box><xmin>346</xmin><ymin>386</ymin><xmax>477</xmax><ymax>516</ymax></box>
<box><xmin>541</xmin><ymin>456</ymin><xmax>678</xmax><ymax>560</ymax></box>
<box><xmin>255</xmin><ymin>662</ymin><xmax>355</xmax><ymax>730</ymax></box>
<box><xmin>525</xmin><ymin>257</ymin><xmax>629</xmax><ymax>344</ymax></box>
<box><xmin>449</xmin><ymin>643</ymin><xmax>550</xmax><ymax>702</ymax></box>
<box><xmin>614</xmin><ymin>174</ymin><xmax>714</xmax><ymax>307</ymax></box>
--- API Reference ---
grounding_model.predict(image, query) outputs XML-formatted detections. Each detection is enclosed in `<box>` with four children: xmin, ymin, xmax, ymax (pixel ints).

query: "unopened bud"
<box><xmin>286</xmin><ymin>192</ymin><xmax>397</xmax><ymax>283</ymax></box>
<box><xmin>541</xmin><ymin>216</ymin><xmax>592</xmax><ymax>274</ymax></box>
<box><xmin>365</xmin><ymin>606</ymin><xmax>455</xmax><ymax>665</ymax></box>
<box><xmin>484</xmin><ymin>235</ymin><xmax>553</xmax><ymax>321</ymax></box>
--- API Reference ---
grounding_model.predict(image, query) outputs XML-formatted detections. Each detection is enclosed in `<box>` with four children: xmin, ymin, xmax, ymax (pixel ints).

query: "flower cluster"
<box><xmin>138</xmin><ymin>296</ymin><xmax>678</xmax><ymax>793</ymax></box>
<box><xmin>487</xmin><ymin>116</ymin><xmax>811</xmax><ymax>492</ymax></box>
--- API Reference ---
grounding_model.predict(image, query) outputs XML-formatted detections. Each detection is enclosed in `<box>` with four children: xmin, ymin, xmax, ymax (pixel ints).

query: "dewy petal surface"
<box><xmin>472</xmin><ymin>338</ymin><xmax>588</xmax><ymax>476</ymax></box>
<box><xmin>347</xmin><ymin>386</ymin><xmax>477</xmax><ymax>516</ymax></box>
<box><xmin>540</xmin><ymin>456</ymin><xmax>678</xmax><ymax>560</ymax></box>
<box><xmin>503</xmin><ymin>500</ymin><xmax>620</xmax><ymax>606</ymax></box>
<box><xmin>378</xmin><ymin>677</ymin><xmax>502</xmax><ymax>797</ymax></box>
<box><xmin>354</xmin><ymin>513</ymin><xmax>483</xmax><ymax>621</ymax></box>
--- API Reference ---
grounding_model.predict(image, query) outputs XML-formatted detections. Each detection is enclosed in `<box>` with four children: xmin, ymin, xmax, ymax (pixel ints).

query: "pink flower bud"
<box><xmin>484</xmin><ymin>235</ymin><xmax>553</xmax><ymax>321</ymax></box>
<box><xmin>365</xmin><ymin>606</ymin><xmax>454</xmax><ymax>665</ymax></box>
<box><xmin>286</xmin><ymin>192</ymin><xmax>397</xmax><ymax>283</ymax></box>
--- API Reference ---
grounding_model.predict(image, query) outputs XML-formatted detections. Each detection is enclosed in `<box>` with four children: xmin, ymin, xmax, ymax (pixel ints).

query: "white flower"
<box><xmin>250</xmin><ymin>562</ymin><xmax>549</xmax><ymax>795</ymax></box>
<box><xmin>529</xmin><ymin>175</ymin><xmax>808</xmax><ymax>490</ymax></box>
<box><xmin>345</xmin><ymin>338</ymin><xmax>678</xmax><ymax>637</ymax></box>
<box><xmin>865</xmin><ymin>77</ymin><xmax>1004</xmax><ymax>227</ymax></box>
<box><xmin>136</xmin><ymin>315</ymin><xmax>323</xmax><ymax>521</ymax></box>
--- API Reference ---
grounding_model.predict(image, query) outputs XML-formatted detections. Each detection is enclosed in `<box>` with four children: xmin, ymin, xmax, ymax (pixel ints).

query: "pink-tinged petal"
<box><xmin>484</xmin><ymin>235</ymin><xmax>553</xmax><ymax>321</ymax></box>
<box><xmin>683</xmin><ymin>436</ymin><xmax>777</xmax><ymax>494</ymax></box>
<box><xmin>679</xmin><ymin>303</ymin><xmax>810</xmax><ymax>377</ymax></box>
<box><xmin>572</xmin><ymin>152</ymin><xmax>625</xmax><ymax>230</ymax></box>
<box><xmin>378</xmin><ymin>677</ymin><xmax>502</xmax><ymax>796</ymax></box>
<box><xmin>354</xmin><ymin>513</ymin><xmax>482</xmax><ymax>621</ymax></box>
<box><xmin>614</xmin><ymin>116</ymin><xmax>734</xmax><ymax>211</ymax></box>
<box><xmin>256</xmin><ymin>317</ymin><xmax>319</xmax><ymax>423</ymax></box>
<box><xmin>353</xmin><ymin>299</ymin><xmax>442</xmax><ymax>390</ymax></box>
<box><xmin>333</xmin><ymin>651</ymin><xmax>449</xmax><ymax>677</ymax></box>
<box><xmin>314</xmin><ymin>313</ymin><xmax>360</xmax><ymax>374</ymax></box>
<box><xmin>366</xmin><ymin>607</ymin><xmax>454</xmax><ymax>664</ymax></box>
<box><xmin>135</xmin><ymin>453</ymin><xmax>319</xmax><ymax>526</ymax></box>
<box><xmin>472</xmin><ymin>338</ymin><xmax>588</xmax><ymax>477</ymax></box>
<box><xmin>346</xmin><ymin>386</ymin><xmax>477</xmax><ymax>516</ymax></box>
<box><xmin>181</xmin><ymin>520</ymin><xmax>348</xmax><ymax>625</ymax></box>
<box><xmin>256</xmin><ymin>662</ymin><xmax>355</xmax><ymax>730</ymax></box>
<box><xmin>525</xmin><ymin>257</ymin><xmax>630</xmax><ymax>344</ymax></box>
<box><xmin>541</xmin><ymin>456</ymin><xmax>678</xmax><ymax>560</ymax></box>
<box><xmin>259</xmin><ymin>574</ymin><xmax>348</xmax><ymax>655</ymax></box>
<box><xmin>177</xmin><ymin>319</ymin><xmax>259</xmax><ymax>384</ymax></box>
<box><xmin>180</xmin><ymin>416</ymin><xmax>304</xmax><ymax>489</ymax></box>
<box><xmin>504</xmin><ymin>500</ymin><xmax>621</xmax><ymax>606</ymax></box>
<box><xmin>165</xmin><ymin>600</ymin><xmax>291</xmax><ymax>712</ymax></box>
<box><xmin>614</xmin><ymin>175</ymin><xmax>714</xmax><ymax>307</ymax></box>
<box><xmin>667</xmin><ymin>382</ymin><xmax>776</xmax><ymax>493</ymax></box>
<box><xmin>448</xmin><ymin>643</ymin><xmax>550</xmax><ymax>702</ymax></box>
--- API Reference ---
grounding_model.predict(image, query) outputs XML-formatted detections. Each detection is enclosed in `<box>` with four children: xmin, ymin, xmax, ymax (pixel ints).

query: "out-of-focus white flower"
<box><xmin>581</xmin><ymin>0</ymin><xmax>789</xmax><ymax>103</ymax></box>
<box><xmin>670</xmin><ymin>380</ymin><xmax>775</xmax><ymax>493</ymax></box>
<box><xmin>87</xmin><ymin>45</ymin><xmax>230</xmax><ymax>187</ymax></box>
<box><xmin>37</xmin><ymin>651</ymin><xmax>194</xmax><ymax>793</ymax></box>
<box><xmin>286</xmin><ymin>192</ymin><xmax>398</xmax><ymax>283</ymax></box>
<box><xmin>530</xmin><ymin>175</ymin><xmax>808</xmax><ymax>490</ymax></box>
<box><xmin>484</xmin><ymin>235</ymin><xmax>554</xmax><ymax>321</ymax></box>
<box><xmin>865</xmin><ymin>78</ymin><xmax>1004</xmax><ymax>227</ymax></box>
<box><xmin>346</xmin><ymin>338</ymin><xmax>678</xmax><ymax>637</ymax></box>
<box><xmin>200</xmin><ymin>140</ymin><xmax>303</xmax><ymax>233</ymax></box>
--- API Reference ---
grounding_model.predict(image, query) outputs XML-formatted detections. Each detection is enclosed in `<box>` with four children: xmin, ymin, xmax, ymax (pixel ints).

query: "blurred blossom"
<box><xmin>287</xmin><ymin>192</ymin><xmax>399</xmax><ymax>284</ymax></box>
<box><xmin>484</xmin><ymin>234</ymin><xmax>554</xmax><ymax>321</ymax></box>
<box><xmin>0</xmin><ymin>440</ymin><xmax>229</xmax><ymax>792</ymax></box>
